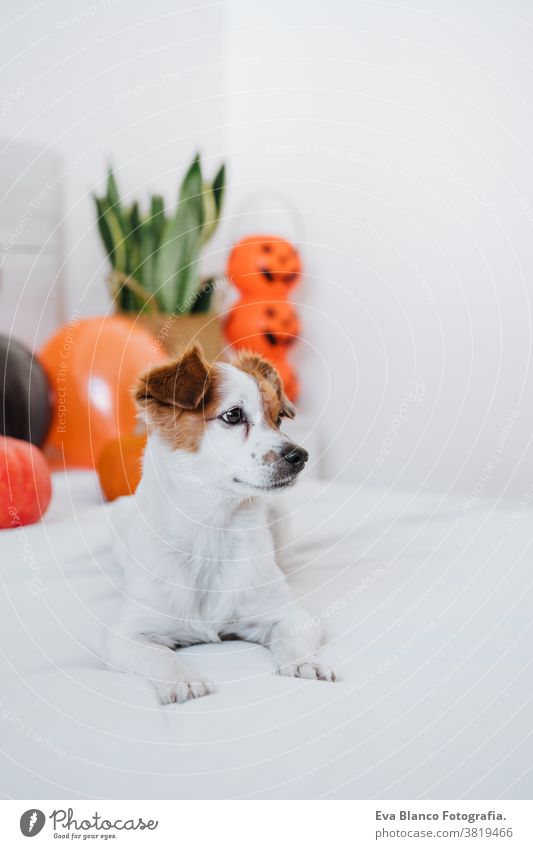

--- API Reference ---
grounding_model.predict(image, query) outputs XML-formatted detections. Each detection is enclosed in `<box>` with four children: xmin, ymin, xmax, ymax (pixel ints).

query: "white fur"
<box><xmin>107</xmin><ymin>363</ymin><xmax>335</xmax><ymax>704</ymax></box>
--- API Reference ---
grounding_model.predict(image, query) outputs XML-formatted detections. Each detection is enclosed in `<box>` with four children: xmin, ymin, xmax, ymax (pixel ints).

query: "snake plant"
<box><xmin>94</xmin><ymin>154</ymin><xmax>225</xmax><ymax>314</ymax></box>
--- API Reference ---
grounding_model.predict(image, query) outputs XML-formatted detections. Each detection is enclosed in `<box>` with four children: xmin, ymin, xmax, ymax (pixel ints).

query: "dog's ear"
<box><xmin>134</xmin><ymin>344</ymin><xmax>211</xmax><ymax>415</ymax></box>
<box><xmin>258</xmin><ymin>358</ymin><xmax>296</xmax><ymax>419</ymax></box>
<box><xmin>232</xmin><ymin>350</ymin><xmax>296</xmax><ymax>419</ymax></box>
<box><xmin>279</xmin><ymin>390</ymin><xmax>296</xmax><ymax>420</ymax></box>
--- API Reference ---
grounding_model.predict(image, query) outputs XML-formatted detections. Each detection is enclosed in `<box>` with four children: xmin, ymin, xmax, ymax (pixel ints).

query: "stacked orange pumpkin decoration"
<box><xmin>225</xmin><ymin>235</ymin><xmax>302</xmax><ymax>401</ymax></box>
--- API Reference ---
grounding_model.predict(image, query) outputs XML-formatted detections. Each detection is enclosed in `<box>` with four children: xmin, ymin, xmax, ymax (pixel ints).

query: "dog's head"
<box><xmin>134</xmin><ymin>344</ymin><xmax>308</xmax><ymax>497</ymax></box>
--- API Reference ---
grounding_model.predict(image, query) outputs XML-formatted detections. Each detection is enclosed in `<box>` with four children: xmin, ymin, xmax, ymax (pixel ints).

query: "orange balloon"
<box><xmin>40</xmin><ymin>316</ymin><xmax>166</xmax><ymax>468</ymax></box>
<box><xmin>97</xmin><ymin>434</ymin><xmax>146</xmax><ymax>501</ymax></box>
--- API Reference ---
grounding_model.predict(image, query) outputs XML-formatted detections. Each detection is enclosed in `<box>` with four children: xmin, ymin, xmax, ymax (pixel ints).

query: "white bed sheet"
<box><xmin>0</xmin><ymin>471</ymin><xmax>531</xmax><ymax>799</ymax></box>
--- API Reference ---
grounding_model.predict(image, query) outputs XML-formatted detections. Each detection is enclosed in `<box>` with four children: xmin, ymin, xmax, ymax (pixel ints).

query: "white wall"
<box><xmin>2</xmin><ymin>0</ymin><xmax>533</xmax><ymax>498</ymax></box>
<box><xmin>224</xmin><ymin>0</ymin><xmax>533</xmax><ymax>499</ymax></box>
<box><xmin>1</xmin><ymin>0</ymin><xmax>230</xmax><ymax>316</ymax></box>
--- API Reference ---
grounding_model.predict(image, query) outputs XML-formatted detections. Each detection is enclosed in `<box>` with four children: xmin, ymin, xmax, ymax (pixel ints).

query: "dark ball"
<box><xmin>0</xmin><ymin>335</ymin><xmax>53</xmax><ymax>447</ymax></box>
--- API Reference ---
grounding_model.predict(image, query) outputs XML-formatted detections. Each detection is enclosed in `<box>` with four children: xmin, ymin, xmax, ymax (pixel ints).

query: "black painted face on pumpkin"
<box><xmin>262</xmin><ymin>302</ymin><xmax>300</xmax><ymax>350</ymax></box>
<box><xmin>257</xmin><ymin>240</ymin><xmax>301</xmax><ymax>287</ymax></box>
<box><xmin>225</xmin><ymin>299</ymin><xmax>301</xmax><ymax>361</ymax></box>
<box><xmin>228</xmin><ymin>236</ymin><xmax>302</xmax><ymax>297</ymax></box>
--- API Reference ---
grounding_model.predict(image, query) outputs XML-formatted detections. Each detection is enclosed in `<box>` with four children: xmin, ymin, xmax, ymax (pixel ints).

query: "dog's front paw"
<box><xmin>154</xmin><ymin>677</ymin><xmax>215</xmax><ymax>705</ymax></box>
<box><xmin>277</xmin><ymin>657</ymin><xmax>336</xmax><ymax>682</ymax></box>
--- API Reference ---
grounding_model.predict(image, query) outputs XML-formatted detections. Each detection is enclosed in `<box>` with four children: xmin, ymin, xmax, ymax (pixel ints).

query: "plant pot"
<box><xmin>139</xmin><ymin>313</ymin><xmax>224</xmax><ymax>363</ymax></box>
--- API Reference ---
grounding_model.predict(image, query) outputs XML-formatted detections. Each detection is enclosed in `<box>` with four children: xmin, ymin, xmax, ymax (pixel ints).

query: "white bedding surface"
<box><xmin>0</xmin><ymin>472</ymin><xmax>531</xmax><ymax>799</ymax></box>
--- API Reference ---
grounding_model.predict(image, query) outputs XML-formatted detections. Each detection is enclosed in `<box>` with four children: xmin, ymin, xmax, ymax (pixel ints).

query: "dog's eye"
<box><xmin>221</xmin><ymin>406</ymin><xmax>245</xmax><ymax>425</ymax></box>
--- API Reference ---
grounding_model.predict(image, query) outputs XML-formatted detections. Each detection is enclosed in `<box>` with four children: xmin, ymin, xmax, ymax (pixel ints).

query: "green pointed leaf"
<box><xmin>138</xmin><ymin>219</ymin><xmax>154</xmax><ymax>293</ymax></box>
<box><xmin>106</xmin><ymin>169</ymin><xmax>120</xmax><ymax>209</ymax></box>
<box><xmin>94</xmin><ymin>197</ymin><xmax>128</xmax><ymax>272</ymax></box>
<box><xmin>94</xmin><ymin>195</ymin><xmax>115</xmax><ymax>263</ymax></box>
<box><xmin>201</xmin><ymin>163</ymin><xmax>225</xmax><ymax>245</ymax></box>
<box><xmin>139</xmin><ymin>197</ymin><xmax>164</xmax><ymax>298</ymax></box>
<box><xmin>149</xmin><ymin>196</ymin><xmax>165</xmax><ymax>251</ymax></box>
<box><xmin>127</xmin><ymin>202</ymin><xmax>141</xmax><ymax>241</ymax></box>
<box><xmin>94</xmin><ymin>195</ymin><xmax>131</xmax><ymax>308</ymax></box>
<box><xmin>153</xmin><ymin>158</ymin><xmax>204</xmax><ymax>311</ymax></box>
<box><xmin>153</xmin><ymin>216</ymin><xmax>183</xmax><ymax>312</ymax></box>
<box><xmin>106</xmin><ymin>169</ymin><xmax>129</xmax><ymax>239</ymax></box>
<box><xmin>200</xmin><ymin>185</ymin><xmax>216</xmax><ymax>245</ymax></box>
<box><xmin>124</xmin><ymin>202</ymin><xmax>143</xmax><ymax>287</ymax></box>
<box><xmin>179</xmin><ymin>154</ymin><xmax>204</xmax><ymax>217</ymax></box>
<box><xmin>211</xmin><ymin>163</ymin><xmax>225</xmax><ymax>215</ymax></box>
<box><xmin>174</xmin><ymin>197</ymin><xmax>204</xmax><ymax>311</ymax></box>
<box><xmin>151</xmin><ymin>215</ymin><xmax>185</xmax><ymax>311</ymax></box>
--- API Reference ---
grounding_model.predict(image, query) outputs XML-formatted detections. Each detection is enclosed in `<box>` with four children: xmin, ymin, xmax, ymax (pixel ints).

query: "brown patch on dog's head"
<box><xmin>134</xmin><ymin>344</ymin><xmax>219</xmax><ymax>450</ymax></box>
<box><xmin>232</xmin><ymin>350</ymin><xmax>295</xmax><ymax>428</ymax></box>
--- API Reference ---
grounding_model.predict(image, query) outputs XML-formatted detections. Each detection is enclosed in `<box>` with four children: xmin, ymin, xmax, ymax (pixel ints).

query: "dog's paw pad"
<box><xmin>156</xmin><ymin>679</ymin><xmax>214</xmax><ymax>705</ymax></box>
<box><xmin>277</xmin><ymin>658</ymin><xmax>336</xmax><ymax>682</ymax></box>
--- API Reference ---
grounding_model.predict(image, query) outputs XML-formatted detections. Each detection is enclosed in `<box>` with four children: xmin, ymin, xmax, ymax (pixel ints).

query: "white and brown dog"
<box><xmin>107</xmin><ymin>345</ymin><xmax>336</xmax><ymax>704</ymax></box>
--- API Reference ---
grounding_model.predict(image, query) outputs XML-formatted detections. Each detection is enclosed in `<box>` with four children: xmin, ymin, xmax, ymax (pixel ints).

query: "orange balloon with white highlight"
<box><xmin>40</xmin><ymin>316</ymin><xmax>166</xmax><ymax>468</ymax></box>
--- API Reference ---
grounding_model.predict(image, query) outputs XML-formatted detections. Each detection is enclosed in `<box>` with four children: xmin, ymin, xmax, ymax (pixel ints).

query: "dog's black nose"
<box><xmin>282</xmin><ymin>444</ymin><xmax>309</xmax><ymax>473</ymax></box>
